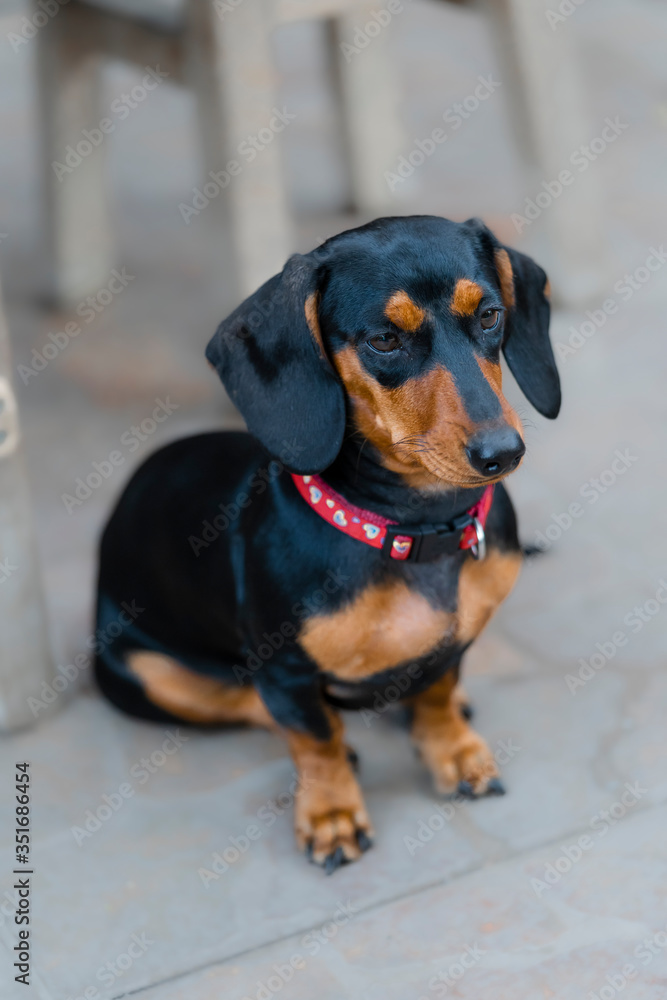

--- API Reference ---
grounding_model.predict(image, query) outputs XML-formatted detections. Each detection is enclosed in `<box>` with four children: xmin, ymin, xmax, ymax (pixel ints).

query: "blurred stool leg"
<box><xmin>479</xmin><ymin>0</ymin><xmax>610</xmax><ymax>304</ymax></box>
<box><xmin>331</xmin><ymin>1</ymin><xmax>406</xmax><ymax>215</ymax></box>
<box><xmin>0</xmin><ymin>279</ymin><xmax>53</xmax><ymax>731</ymax></box>
<box><xmin>185</xmin><ymin>0</ymin><xmax>293</xmax><ymax>301</ymax></box>
<box><xmin>35</xmin><ymin>1</ymin><xmax>113</xmax><ymax>306</ymax></box>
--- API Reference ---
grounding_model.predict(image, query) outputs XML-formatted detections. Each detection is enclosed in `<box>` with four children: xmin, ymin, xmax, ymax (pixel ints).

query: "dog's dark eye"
<box><xmin>480</xmin><ymin>309</ymin><xmax>500</xmax><ymax>331</ymax></box>
<box><xmin>368</xmin><ymin>332</ymin><xmax>401</xmax><ymax>353</ymax></box>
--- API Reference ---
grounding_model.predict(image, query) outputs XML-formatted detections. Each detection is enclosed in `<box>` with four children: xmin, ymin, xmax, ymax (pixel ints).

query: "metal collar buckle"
<box><xmin>470</xmin><ymin>517</ymin><xmax>486</xmax><ymax>560</ymax></box>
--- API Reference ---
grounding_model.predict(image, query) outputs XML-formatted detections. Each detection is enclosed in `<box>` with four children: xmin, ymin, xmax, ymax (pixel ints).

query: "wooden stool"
<box><xmin>36</xmin><ymin>0</ymin><xmax>404</xmax><ymax>304</ymax></box>
<box><xmin>36</xmin><ymin>0</ymin><xmax>605</xmax><ymax>305</ymax></box>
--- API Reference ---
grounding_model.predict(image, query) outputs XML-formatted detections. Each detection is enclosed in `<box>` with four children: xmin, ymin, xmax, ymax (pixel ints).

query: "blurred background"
<box><xmin>1</xmin><ymin>1</ymin><xmax>667</xmax><ymax>997</ymax></box>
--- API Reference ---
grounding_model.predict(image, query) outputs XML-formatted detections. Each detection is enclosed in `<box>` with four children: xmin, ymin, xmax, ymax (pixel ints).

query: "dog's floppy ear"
<box><xmin>493</xmin><ymin>243</ymin><xmax>561</xmax><ymax>419</ymax></box>
<box><xmin>206</xmin><ymin>253</ymin><xmax>345</xmax><ymax>474</ymax></box>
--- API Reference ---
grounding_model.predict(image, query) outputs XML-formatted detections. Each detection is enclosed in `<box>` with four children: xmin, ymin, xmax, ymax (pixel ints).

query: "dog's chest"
<box><xmin>298</xmin><ymin>576</ymin><xmax>456</xmax><ymax>681</ymax></box>
<box><xmin>297</xmin><ymin>548</ymin><xmax>521</xmax><ymax>682</ymax></box>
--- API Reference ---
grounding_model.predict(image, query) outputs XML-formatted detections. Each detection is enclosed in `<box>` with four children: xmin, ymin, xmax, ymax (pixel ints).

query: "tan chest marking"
<box><xmin>456</xmin><ymin>548</ymin><xmax>522</xmax><ymax>644</ymax></box>
<box><xmin>299</xmin><ymin>580</ymin><xmax>454</xmax><ymax>680</ymax></box>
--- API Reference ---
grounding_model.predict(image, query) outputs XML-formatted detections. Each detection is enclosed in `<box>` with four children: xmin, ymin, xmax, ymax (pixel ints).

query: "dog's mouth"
<box><xmin>389</xmin><ymin>431</ymin><xmax>525</xmax><ymax>490</ymax></box>
<box><xmin>418</xmin><ymin>453</ymin><xmax>523</xmax><ymax>489</ymax></box>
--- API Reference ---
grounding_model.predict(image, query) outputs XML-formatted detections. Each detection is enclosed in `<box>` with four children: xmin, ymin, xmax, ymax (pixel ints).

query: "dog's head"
<box><xmin>206</xmin><ymin>216</ymin><xmax>560</xmax><ymax>485</ymax></box>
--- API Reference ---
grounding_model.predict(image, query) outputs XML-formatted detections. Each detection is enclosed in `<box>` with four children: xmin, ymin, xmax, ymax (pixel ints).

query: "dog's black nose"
<box><xmin>467</xmin><ymin>427</ymin><xmax>525</xmax><ymax>477</ymax></box>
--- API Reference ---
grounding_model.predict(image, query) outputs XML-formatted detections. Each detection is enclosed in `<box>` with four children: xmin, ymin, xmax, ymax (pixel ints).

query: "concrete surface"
<box><xmin>1</xmin><ymin>0</ymin><xmax>667</xmax><ymax>997</ymax></box>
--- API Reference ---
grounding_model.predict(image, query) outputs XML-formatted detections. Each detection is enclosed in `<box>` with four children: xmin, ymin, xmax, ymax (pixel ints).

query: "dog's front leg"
<box><xmin>411</xmin><ymin>670</ymin><xmax>504</xmax><ymax>797</ymax></box>
<box><xmin>285</xmin><ymin>709</ymin><xmax>373</xmax><ymax>872</ymax></box>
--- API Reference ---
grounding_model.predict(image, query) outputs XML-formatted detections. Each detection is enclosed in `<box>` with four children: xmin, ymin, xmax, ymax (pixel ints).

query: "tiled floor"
<box><xmin>1</xmin><ymin>0</ymin><xmax>667</xmax><ymax>997</ymax></box>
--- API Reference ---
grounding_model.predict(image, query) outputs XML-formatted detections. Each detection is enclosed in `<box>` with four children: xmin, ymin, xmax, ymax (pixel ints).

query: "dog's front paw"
<box><xmin>294</xmin><ymin>784</ymin><xmax>374</xmax><ymax>873</ymax></box>
<box><xmin>418</xmin><ymin>727</ymin><xmax>504</xmax><ymax>798</ymax></box>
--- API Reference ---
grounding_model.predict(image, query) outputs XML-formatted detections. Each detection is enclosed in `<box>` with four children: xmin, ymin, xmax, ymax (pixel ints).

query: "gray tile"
<box><xmin>1</xmin><ymin>0</ymin><xmax>667</xmax><ymax>997</ymax></box>
<box><xmin>5</xmin><ymin>643</ymin><xmax>664</xmax><ymax>1000</ymax></box>
<box><xmin>131</xmin><ymin>804</ymin><xmax>667</xmax><ymax>1000</ymax></box>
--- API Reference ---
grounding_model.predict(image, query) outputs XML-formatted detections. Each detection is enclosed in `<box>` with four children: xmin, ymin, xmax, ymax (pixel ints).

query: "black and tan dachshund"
<box><xmin>95</xmin><ymin>215</ymin><xmax>560</xmax><ymax>872</ymax></box>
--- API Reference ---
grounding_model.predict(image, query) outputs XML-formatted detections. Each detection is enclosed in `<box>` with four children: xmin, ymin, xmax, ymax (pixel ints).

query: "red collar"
<box><xmin>291</xmin><ymin>474</ymin><xmax>494</xmax><ymax>563</ymax></box>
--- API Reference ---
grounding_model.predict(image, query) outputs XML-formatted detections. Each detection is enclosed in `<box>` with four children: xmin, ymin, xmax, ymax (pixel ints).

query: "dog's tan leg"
<box><xmin>411</xmin><ymin>671</ymin><xmax>502</xmax><ymax>796</ymax></box>
<box><xmin>127</xmin><ymin>651</ymin><xmax>275</xmax><ymax>728</ymax></box>
<box><xmin>286</xmin><ymin>710</ymin><xmax>373</xmax><ymax>871</ymax></box>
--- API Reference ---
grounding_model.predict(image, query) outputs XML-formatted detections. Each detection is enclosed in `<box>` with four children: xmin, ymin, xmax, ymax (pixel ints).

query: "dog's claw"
<box><xmin>487</xmin><ymin>777</ymin><xmax>505</xmax><ymax>796</ymax></box>
<box><xmin>457</xmin><ymin>779</ymin><xmax>475</xmax><ymax>798</ymax></box>
<box><xmin>324</xmin><ymin>846</ymin><xmax>346</xmax><ymax>875</ymax></box>
<box><xmin>356</xmin><ymin>829</ymin><xmax>373</xmax><ymax>853</ymax></box>
<box><xmin>456</xmin><ymin>776</ymin><xmax>505</xmax><ymax>798</ymax></box>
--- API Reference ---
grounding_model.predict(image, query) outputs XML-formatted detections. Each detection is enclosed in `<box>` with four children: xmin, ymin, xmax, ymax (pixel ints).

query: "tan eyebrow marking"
<box><xmin>494</xmin><ymin>249</ymin><xmax>515</xmax><ymax>309</ymax></box>
<box><xmin>384</xmin><ymin>290</ymin><xmax>426</xmax><ymax>333</ymax></box>
<box><xmin>543</xmin><ymin>278</ymin><xmax>551</xmax><ymax>300</ymax></box>
<box><xmin>451</xmin><ymin>279</ymin><xmax>484</xmax><ymax>317</ymax></box>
